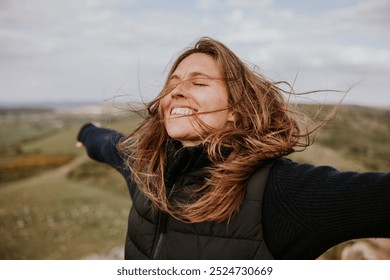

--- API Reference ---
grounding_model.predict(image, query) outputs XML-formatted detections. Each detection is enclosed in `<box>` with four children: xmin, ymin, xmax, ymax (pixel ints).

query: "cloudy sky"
<box><xmin>1</xmin><ymin>0</ymin><xmax>389</xmax><ymax>107</ymax></box>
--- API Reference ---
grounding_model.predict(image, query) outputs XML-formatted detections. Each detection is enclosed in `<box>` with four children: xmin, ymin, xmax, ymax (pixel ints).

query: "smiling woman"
<box><xmin>76</xmin><ymin>37</ymin><xmax>390</xmax><ymax>260</ymax></box>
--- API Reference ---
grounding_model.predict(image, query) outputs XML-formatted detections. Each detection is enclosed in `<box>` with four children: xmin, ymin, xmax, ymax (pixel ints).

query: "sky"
<box><xmin>0</xmin><ymin>0</ymin><xmax>389</xmax><ymax>107</ymax></box>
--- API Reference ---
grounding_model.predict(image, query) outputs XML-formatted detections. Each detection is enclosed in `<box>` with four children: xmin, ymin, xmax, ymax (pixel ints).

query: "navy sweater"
<box><xmin>78</xmin><ymin>123</ymin><xmax>390</xmax><ymax>259</ymax></box>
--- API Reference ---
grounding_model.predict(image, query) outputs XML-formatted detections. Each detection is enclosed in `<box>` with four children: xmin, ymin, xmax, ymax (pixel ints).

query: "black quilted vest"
<box><xmin>124</xmin><ymin>144</ymin><xmax>275</xmax><ymax>259</ymax></box>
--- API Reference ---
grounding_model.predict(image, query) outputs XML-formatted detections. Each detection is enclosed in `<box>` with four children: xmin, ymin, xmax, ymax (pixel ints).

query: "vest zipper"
<box><xmin>152</xmin><ymin>210</ymin><xmax>168</xmax><ymax>259</ymax></box>
<box><xmin>152</xmin><ymin>184</ymin><xmax>176</xmax><ymax>260</ymax></box>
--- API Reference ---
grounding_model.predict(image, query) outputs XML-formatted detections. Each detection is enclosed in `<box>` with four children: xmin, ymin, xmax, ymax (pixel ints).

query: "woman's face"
<box><xmin>161</xmin><ymin>53</ymin><xmax>235</xmax><ymax>147</ymax></box>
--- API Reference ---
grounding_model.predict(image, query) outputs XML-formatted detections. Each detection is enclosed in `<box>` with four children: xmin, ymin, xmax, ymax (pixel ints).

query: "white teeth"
<box><xmin>171</xmin><ymin>107</ymin><xmax>193</xmax><ymax>115</ymax></box>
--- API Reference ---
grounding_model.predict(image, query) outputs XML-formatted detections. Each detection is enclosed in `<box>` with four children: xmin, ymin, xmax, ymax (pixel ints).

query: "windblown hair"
<box><xmin>118</xmin><ymin>37</ymin><xmax>323</xmax><ymax>223</ymax></box>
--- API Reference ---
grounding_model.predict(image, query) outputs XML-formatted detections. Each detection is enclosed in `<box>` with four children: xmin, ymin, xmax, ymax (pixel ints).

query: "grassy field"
<box><xmin>0</xmin><ymin>103</ymin><xmax>389</xmax><ymax>259</ymax></box>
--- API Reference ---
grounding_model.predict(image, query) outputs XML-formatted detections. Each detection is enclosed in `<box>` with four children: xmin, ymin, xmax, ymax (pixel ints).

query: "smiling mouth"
<box><xmin>170</xmin><ymin>107</ymin><xmax>197</xmax><ymax>116</ymax></box>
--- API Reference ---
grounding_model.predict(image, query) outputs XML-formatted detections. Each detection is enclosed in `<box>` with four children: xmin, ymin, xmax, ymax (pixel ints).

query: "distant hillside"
<box><xmin>289</xmin><ymin>104</ymin><xmax>390</xmax><ymax>172</ymax></box>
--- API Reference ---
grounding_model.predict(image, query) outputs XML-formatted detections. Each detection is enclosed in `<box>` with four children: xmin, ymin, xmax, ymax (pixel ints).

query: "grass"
<box><xmin>0</xmin><ymin>165</ymin><xmax>129</xmax><ymax>259</ymax></box>
<box><xmin>289</xmin><ymin>104</ymin><xmax>390</xmax><ymax>172</ymax></box>
<box><xmin>315</xmin><ymin>105</ymin><xmax>390</xmax><ymax>171</ymax></box>
<box><xmin>0</xmin><ymin>103</ymin><xmax>389</xmax><ymax>259</ymax></box>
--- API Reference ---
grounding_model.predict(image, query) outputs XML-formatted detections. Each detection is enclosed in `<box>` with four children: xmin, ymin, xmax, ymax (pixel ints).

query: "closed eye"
<box><xmin>193</xmin><ymin>82</ymin><xmax>208</xmax><ymax>87</ymax></box>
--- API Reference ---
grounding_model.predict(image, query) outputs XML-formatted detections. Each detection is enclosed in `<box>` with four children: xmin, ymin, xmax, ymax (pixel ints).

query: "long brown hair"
<box><xmin>118</xmin><ymin>37</ymin><xmax>324</xmax><ymax>223</ymax></box>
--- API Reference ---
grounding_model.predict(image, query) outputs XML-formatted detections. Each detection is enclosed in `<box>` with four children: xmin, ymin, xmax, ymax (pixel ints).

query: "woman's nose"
<box><xmin>170</xmin><ymin>82</ymin><xmax>188</xmax><ymax>99</ymax></box>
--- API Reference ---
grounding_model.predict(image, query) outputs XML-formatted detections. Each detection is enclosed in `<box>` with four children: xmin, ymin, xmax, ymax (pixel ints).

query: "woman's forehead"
<box><xmin>172</xmin><ymin>53</ymin><xmax>221</xmax><ymax>78</ymax></box>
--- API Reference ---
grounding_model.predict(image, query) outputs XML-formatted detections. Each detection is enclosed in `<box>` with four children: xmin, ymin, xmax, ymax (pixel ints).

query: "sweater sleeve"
<box><xmin>263</xmin><ymin>158</ymin><xmax>390</xmax><ymax>259</ymax></box>
<box><xmin>77</xmin><ymin>123</ymin><xmax>137</xmax><ymax>197</ymax></box>
<box><xmin>77</xmin><ymin>123</ymin><xmax>124</xmax><ymax>170</ymax></box>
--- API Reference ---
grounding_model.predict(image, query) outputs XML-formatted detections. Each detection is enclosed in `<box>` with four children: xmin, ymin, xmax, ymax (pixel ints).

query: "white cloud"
<box><xmin>225</xmin><ymin>0</ymin><xmax>273</xmax><ymax>9</ymax></box>
<box><xmin>219</xmin><ymin>0</ymin><xmax>390</xmax><ymax>106</ymax></box>
<box><xmin>328</xmin><ymin>0</ymin><xmax>390</xmax><ymax>37</ymax></box>
<box><xmin>196</xmin><ymin>0</ymin><xmax>220</xmax><ymax>10</ymax></box>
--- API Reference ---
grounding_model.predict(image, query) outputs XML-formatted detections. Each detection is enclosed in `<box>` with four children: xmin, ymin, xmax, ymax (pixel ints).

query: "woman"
<box><xmin>77</xmin><ymin>37</ymin><xmax>390</xmax><ymax>259</ymax></box>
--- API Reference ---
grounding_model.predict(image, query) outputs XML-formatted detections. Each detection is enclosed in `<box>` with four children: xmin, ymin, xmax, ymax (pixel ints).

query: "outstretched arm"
<box><xmin>77</xmin><ymin>123</ymin><xmax>125</xmax><ymax>173</ymax></box>
<box><xmin>263</xmin><ymin>158</ymin><xmax>390</xmax><ymax>259</ymax></box>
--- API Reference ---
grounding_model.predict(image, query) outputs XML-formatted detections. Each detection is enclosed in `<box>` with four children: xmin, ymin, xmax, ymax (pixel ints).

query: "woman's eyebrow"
<box><xmin>170</xmin><ymin>72</ymin><xmax>215</xmax><ymax>81</ymax></box>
